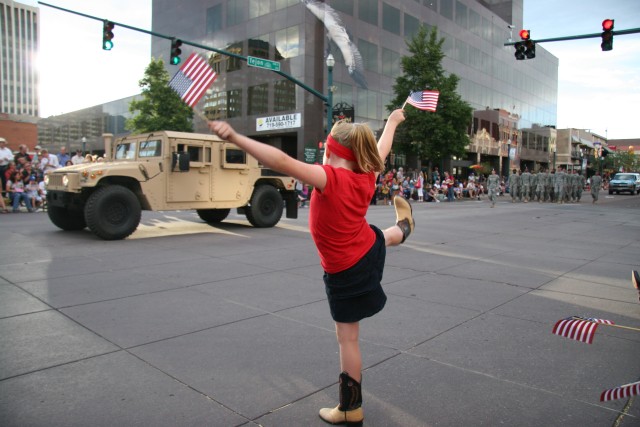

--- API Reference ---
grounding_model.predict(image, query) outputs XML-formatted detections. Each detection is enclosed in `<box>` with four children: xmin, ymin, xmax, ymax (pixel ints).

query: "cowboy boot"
<box><xmin>393</xmin><ymin>196</ymin><xmax>414</xmax><ymax>243</ymax></box>
<box><xmin>319</xmin><ymin>372</ymin><xmax>364</xmax><ymax>426</ymax></box>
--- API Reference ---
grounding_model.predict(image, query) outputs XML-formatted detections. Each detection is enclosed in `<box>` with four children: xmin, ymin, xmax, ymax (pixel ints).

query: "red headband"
<box><xmin>326</xmin><ymin>134</ymin><xmax>356</xmax><ymax>162</ymax></box>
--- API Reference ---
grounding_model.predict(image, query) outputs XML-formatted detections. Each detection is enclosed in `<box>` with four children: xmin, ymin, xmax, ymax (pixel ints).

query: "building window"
<box><xmin>469</xmin><ymin>9</ymin><xmax>481</xmax><ymax>37</ymax></box>
<box><xmin>440</xmin><ymin>0</ymin><xmax>453</xmax><ymax>20</ymax></box>
<box><xmin>454</xmin><ymin>39</ymin><xmax>467</xmax><ymax>64</ymax></box>
<box><xmin>249</xmin><ymin>36</ymin><xmax>270</xmax><ymax>59</ymax></box>
<box><xmin>455</xmin><ymin>1</ymin><xmax>467</xmax><ymax>29</ymax></box>
<box><xmin>356</xmin><ymin>89</ymin><xmax>378</xmax><ymax>120</ymax></box>
<box><xmin>227</xmin><ymin>89</ymin><xmax>242</xmax><ymax>118</ymax></box>
<box><xmin>275</xmin><ymin>0</ymin><xmax>298</xmax><ymax>10</ymax></box>
<box><xmin>330</xmin><ymin>0</ymin><xmax>354</xmax><ymax>16</ymax></box>
<box><xmin>381</xmin><ymin>48</ymin><xmax>400</xmax><ymax>77</ymax></box>
<box><xmin>275</xmin><ymin>26</ymin><xmax>299</xmax><ymax>59</ymax></box>
<box><xmin>404</xmin><ymin>13</ymin><xmax>420</xmax><ymax>38</ymax></box>
<box><xmin>358</xmin><ymin>39</ymin><xmax>378</xmax><ymax>73</ymax></box>
<box><xmin>248</xmin><ymin>84</ymin><xmax>268</xmax><ymax>115</ymax></box>
<box><xmin>358</xmin><ymin>0</ymin><xmax>378</xmax><ymax>26</ymax></box>
<box><xmin>424</xmin><ymin>0</ymin><xmax>437</xmax><ymax>12</ymax></box>
<box><xmin>382</xmin><ymin>3</ymin><xmax>400</xmax><ymax>35</ymax></box>
<box><xmin>227</xmin><ymin>0</ymin><xmax>246</xmax><ymax>26</ymax></box>
<box><xmin>206</xmin><ymin>4</ymin><xmax>223</xmax><ymax>34</ymax></box>
<box><xmin>274</xmin><ymin>80</ymin><xmax>296</xmax><ymax>111</ymax></box>
<box><xmin>226</xmin><ymin>42</ymin><xmax>243</xmax><ymax>72</ymax></box>
<box><xmin>249</xmin><ymin>0</ymin><xmax>270</xmax><ymax>19</ymax></box>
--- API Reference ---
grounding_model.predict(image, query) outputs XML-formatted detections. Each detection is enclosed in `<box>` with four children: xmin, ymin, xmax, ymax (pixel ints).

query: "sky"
<box><xmin>31</xmin><ymin>0</ymin><xmax>640</xmax><ymax>140</ymax></box>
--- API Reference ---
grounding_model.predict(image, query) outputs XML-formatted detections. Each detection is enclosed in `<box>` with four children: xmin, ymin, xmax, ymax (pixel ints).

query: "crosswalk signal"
<box><xmin>102</xmin><ymin>20</ymin><xmax>114</xmax><ymax>51</ymax></box>
<box><xmin>170</xmin><ymin>39</ymin><xmax>182</xmax><ymax>65</ymax></box>
<box><xmin>601</xmin><ymin>19</ymin><xmax>614</xmax><ymax>51</ymax></box>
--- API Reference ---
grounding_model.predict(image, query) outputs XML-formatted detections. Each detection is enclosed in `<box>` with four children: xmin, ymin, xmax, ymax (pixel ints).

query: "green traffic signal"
<box><xmin>170</xmin><ymin>39</ymin><xmax>182</xmax><ymax>65</ymax></box>
<box><xmin>102</xmin><ymin>20</ymin><xmax>114</xmax><ymax>51</ymax></box>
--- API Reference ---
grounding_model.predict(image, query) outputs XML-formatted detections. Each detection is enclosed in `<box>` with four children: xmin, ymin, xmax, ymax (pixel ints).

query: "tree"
<box><xmin>126</xmin><ymin>57</ymin><xmax>194</xmax><ymax>134</ymax></box>
<box><xmin>387</xmin><ymin>26</ymin><xmax>473</xmax><ymax>167</ymax></box>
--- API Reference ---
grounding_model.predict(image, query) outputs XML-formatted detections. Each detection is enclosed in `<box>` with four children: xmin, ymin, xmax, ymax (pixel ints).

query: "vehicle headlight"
<box><xmin>62</xmin><ymin>175</ymin><xmax>69</xmax><ymax>186</ymax></box>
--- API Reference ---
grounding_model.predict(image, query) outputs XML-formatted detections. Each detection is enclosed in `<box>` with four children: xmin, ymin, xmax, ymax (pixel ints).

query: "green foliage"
<box><xmin>387</xmin><ymin>26</ymin><xmax>473</xmax><ymax>164</ymax></box>
<box><xmin>126</xmin><ymin>57</ymin><xmax>194</xmax><ymax>134</ymax></box>
<box><xmin>606</xmin><ymin>149</ymin><xmax>639</xmax><ymax>173</ymax></box>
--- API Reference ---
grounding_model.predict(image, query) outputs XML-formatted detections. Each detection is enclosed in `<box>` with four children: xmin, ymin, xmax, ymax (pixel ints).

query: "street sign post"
<box><xmin>247</xmin><ymin>56</ymin><xmax>281</xmax><ymax>72</ymax></box>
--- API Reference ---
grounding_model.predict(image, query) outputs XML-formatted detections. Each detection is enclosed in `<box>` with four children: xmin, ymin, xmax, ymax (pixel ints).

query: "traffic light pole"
<box><xmin>503</xmin><ymin>27</ymin><xmax>640</xmax><ymax>47</ymax></box>
<box><xmin>38</xmin><ymin>1</ymin><xmax>329</xmax><ymax>104</ymax></box>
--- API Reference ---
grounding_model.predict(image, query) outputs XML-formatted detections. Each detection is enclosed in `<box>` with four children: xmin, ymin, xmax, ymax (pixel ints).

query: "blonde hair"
<box><xmin>330</xmin><ymin>120</ymin><xmax>384</xmax><ymax>173</ymax></box>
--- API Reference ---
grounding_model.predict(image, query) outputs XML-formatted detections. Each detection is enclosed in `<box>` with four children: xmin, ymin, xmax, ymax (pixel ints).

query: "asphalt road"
<box><xmin>1</xmin><ymin>191</ymin><xmax>639</xmax><ymax>426</ymax></box>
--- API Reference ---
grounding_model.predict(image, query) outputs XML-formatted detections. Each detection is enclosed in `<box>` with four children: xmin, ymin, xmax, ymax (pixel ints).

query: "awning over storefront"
<box><xmin>571</xmin><ymin>135</ymin><xmax>594</xmax><ymax>148</ymax></box>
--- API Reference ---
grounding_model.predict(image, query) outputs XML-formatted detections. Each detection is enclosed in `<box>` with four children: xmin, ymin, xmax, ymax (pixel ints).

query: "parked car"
<box><xmin>608</xmin><ymin>172</ymin><xmax>640</xmax><ymax>195</ymax></box>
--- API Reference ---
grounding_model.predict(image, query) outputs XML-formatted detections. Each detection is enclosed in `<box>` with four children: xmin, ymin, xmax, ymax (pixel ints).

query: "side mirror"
<box><xmin>172</xmin><ymin>151</ymin><xmax>191</xmax><ymax>172</ymax></box>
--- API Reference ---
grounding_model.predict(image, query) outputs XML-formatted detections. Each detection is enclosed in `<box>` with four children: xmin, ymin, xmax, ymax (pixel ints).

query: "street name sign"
<box><xmin>247</xmin><ymin>56</ymin><xmax>281</xmax><ymax>72</ymax></box>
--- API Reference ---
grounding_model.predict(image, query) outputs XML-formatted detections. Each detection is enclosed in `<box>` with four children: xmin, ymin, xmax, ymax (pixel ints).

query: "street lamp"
<box><xmin>550</xmin><ymin>140</ymin><xmax>556</xmax><ymax>170</ymax></box>
<box><xmin>326</xmin><ymin>54</ymin><xmax>335</xmax><ymax>135</ymax></box>
<box><xmin>81</xmin><ymin>136</ymin><xmax>87</xmax><ymax>155</ymax></box>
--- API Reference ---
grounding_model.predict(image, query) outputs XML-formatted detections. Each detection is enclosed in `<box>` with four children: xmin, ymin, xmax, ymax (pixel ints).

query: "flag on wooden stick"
<box><xmin>404</xmin><ymin>90</ymin><xmax>440</xmax><ymax>112</ymax></box>
<box><xmin>600</xmin><ymin>381</ymin><xmax>640</xmax><ymax>402</ymax></box>
<box><xmin>169</xmin><ymin>53</ymin><xmax>217</xmax><ymax>108</ymax></box>
<box><xmin>551</xmin><ymin>317</ymin><xmax>613</xmax><ymax>344</ymax></box>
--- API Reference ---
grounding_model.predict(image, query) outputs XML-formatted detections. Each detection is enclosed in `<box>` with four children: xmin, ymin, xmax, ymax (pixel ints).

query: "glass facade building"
<box><xmin>0</xmin><ymin>0</ymin><xmax>39</xmax><ymax>116</ymax></box>
<box><xmin>150</xmin><ymin>0</ymin><xmax>558</xmax><ymax>164</ymax></box>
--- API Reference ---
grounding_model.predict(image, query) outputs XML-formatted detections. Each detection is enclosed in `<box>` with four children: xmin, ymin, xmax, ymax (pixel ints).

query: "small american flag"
<box><xmin>600</xmin><ymin>381</ymin><xmax>640</xmax><ymax>402</ymax></box>
<box><xmin>551</xmin><ymin>317</ymin><xmax>606</xmax><ymax>344</ymax></box>
<box><xmin>406</xmin><ymin>90</ymin><xmax>440</xmax><ymax>112</ymax></box>
<box><xmin>169</xmin><ymin>53</ymin><xmax>217</xmax><ymax>108</ymax></box>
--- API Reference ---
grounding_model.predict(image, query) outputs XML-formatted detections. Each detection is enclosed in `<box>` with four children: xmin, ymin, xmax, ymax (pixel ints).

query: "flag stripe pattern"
<box><xmin>579</xmin><ymin>316</ymin><xmax>615</xmax><ymax>325</ymax></box>
<box><xmin>600</xmin><ymin>381</ymin><xmax>640</xmax><ymax>402</ymax></box>
<box><xmin>406</xmin><ymin>90</ymin><xmax>439</xmax><ymax>112</ymax></box>
<box><xmin>552</xmin><ymin>318</ymin><xmax>599</xmax><ymax>344</ymax></box>
<box><xmin>169</xmin><ymin>53</ymin><xmax>217</xmax><ymax>108</ymax></box>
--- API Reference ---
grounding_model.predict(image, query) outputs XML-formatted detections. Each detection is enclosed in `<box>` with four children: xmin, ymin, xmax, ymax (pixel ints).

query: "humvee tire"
<box><xmin>245</xmin><ymin>185</ymin><xmax>283</xmax><ymax>228</ymax></box>
<box><xmin>197</xmin><ymin>208</ymin><xmax>230</xmax><ymax>223</ymax></box>
<box><xmin>85</xmin><ymin>185</ymin><xmax>141</xmax><ymax>240</ymax></box>
<box><xmin>47</xmin><ymin>206</ymin><xmax>87</xmax><ymax>231</ymax></box>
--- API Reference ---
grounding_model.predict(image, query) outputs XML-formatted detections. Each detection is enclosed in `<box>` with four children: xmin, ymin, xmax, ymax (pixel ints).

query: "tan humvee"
<box><xmin>45</xmin><ymin>131</ymin><xmax>298</xmax><ymax>240</ymax></box>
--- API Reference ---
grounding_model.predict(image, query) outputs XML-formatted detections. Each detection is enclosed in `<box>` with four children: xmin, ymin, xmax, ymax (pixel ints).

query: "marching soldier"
<box><xmin>521</xmin><ymin>168</ymin><xmax>532</xmax><ymax>202</ymax></box>
<box><xmin>531</xmin><ymin>170</ymin><xmax>539</xmax><ymax>202</ymax></box>
<box><xmin>487</xmin><ymin>168</ymin><xmax>500</xmax><ymax>208</ymax></box>
<box><xmin>536</xmin><ymin>168</ymin><xmax>547</xmax><ymax>203</ymax></box>
<box><xmin>546</xmin><ymin>169</ymin><xmax>555</xmax><ymax>202</ymax></box>
<box><xmin>590</xmin><ymin>171</ymin><xmax>603</xmax><ymax>204</ymax></box>
<box><xmin>554</xmin><ymin>167</ymin><xmax>566</xmax><ymax>204</ymax></box>
<box><xmin>576</xmin><ymin>172</ymin><xmax>585</xmax><ymax>202</ymax></box>
<box><xmin>508</xmin><ymin>168</ymin><xmax>520</xmax><ymax>203</ymax></box>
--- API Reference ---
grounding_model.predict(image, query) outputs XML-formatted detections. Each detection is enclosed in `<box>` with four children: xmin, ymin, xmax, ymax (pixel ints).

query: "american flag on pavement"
<box><xmin>169</xmin><ymin>53</ymin><xmax>217</xmax><ymax>108</ymax></box>
<box><xmin>600</xmin><ymin>381</ymin><xmax>640</xmax><ymax>402</ymax></box>
<box><xmin>551</xmin><ymin>316</ymin><xmax>613</xmax><ymax>344</ymax></box>
<box><xmin>406</xmin><ymin>90</ymin><xmax>440</xmax><ymax>112</ymax></box>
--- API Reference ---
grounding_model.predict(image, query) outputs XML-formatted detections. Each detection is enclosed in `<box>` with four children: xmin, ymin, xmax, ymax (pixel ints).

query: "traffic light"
<box><xmin>102</xmin><ymin>20</ymin><xmax>114</xmax><ymax>51</ymax></box>
<box><xmin>170</xmin><ymin>39</ymin><xmax>182</xmax><ymax>65</ymax></box>
<box><xmin>514</xmin><ymin>42</ymin><xmax>525</xmax><ymax>60</ymax></box>
<box><xmin>601</xmin><ymin>19</ymin><xmax>614</xmax><ymax>51</ymax></box>
<box><xmin>519</xmin><ymin>29</ymin><xmax>535</xmax><ymax>59</ymax></box>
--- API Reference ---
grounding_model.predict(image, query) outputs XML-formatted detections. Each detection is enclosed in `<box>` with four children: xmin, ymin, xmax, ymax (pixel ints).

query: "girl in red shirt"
<box><xmin>209</xmin><ymin>108</ymin><xmax>413</xmax><ymax>426</ymax></box>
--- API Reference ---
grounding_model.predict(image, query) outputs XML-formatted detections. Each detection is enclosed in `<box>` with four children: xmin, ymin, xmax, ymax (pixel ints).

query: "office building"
<box><xmin>0</xmin><ymin>0</ymin><xmax>39</xmax><ymax>117</ymax></box>
<box><xmin>150</xmin><ymin>0</ymin><xmax>558</xmax><ymax>171</ymax></box>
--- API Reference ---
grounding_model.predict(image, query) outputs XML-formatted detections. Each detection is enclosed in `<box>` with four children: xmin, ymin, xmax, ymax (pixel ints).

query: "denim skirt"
<box><xmin>323</xmin><ymin>225</ymin><xmax>387</xmax><ymax>323</ymax></box>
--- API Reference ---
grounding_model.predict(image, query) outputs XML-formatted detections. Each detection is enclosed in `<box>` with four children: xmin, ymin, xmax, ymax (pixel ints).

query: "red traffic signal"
<box><xmin>519</xmin><ymin>29</ymin><xmax>530</xmax><ymax>40</ymax></box>
<box><xmin>601</xmin><ymin>19</ymin><xmax>614</xmax><ymax>51</ymax></box>
<box><xmin>602</xmin><ymin>19</ymin><xmax>614</xmax><ymax>31</ymax></box>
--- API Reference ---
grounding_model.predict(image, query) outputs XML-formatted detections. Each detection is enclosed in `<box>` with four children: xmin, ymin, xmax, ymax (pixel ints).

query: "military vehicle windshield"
<box><xmin>115</xmin><ymin>142</ymin><xmax>137</xmax><ymax>160</ymax></box>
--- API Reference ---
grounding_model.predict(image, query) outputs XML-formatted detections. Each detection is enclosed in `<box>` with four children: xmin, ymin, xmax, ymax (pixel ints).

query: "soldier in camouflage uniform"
<box><xmin>590</xmin><ymin>171</ymin><xmax>603</xmax><ymax>203</ymax></box>
<box><xmin>508</xmin><ymin>169</ymin><xmax>520</xmax><ymax>203</ymax></box>
<box><xmin>546</xmin><ymin>169</ymin><xmax>555</xmax><ymax>202</ymax></box>
<box><xmin>487</xmin><ymin>168</ymin><xmax>500</xmax><ymax>208</ymax></box>
<box><xmin>521</xmin><ymin>168</ymin><xmax>532</xmax><ymax>202</ymax></box>
<box><xmin>530</xmin><ymin>170</ymin><xmax>539</xmax><ymax>202</ymax></box>
<box><xmin>571</xmin><ymin>171</ymin><xmax>580</xmax><ymax>202</ymax></box>
<box><xmin>563</xmin><ymin>169</ymin><xmax>572</xmax><ymax>203</ymax></box>
<box><xmin>554</xmin><ymin>167</ymin><xmax>565</xmax><ymax>204</ymax></box>
<box><xmin>576</xmin><ymin>172</ymin><xmax>585</xmax><ymax>202</ymax></box>
<box><xmin>535</xmin><ymin>168</ymin><xmax>547</xmax><ymax>203</ymax></box>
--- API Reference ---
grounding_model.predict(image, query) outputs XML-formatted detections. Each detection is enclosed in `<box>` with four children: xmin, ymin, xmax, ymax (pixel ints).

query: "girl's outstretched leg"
<box><xmin>383</xmin><ymin>196</ymin><xmax>414</xmax><ymax>246</ymax></box>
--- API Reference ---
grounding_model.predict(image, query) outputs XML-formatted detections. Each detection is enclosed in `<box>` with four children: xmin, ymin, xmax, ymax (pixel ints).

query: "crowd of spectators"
<box><xmin>374</xmin><ymin>166</ymin><xmax>503</xmax><ymax>205</ymax></box>
<box><xmin>0</xmin><ymin>143</ymin><xmax>94</xmax><ymax>214</ymax></box>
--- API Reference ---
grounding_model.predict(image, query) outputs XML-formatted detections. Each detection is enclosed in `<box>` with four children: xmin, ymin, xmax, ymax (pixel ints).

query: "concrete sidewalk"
<box><xmin>1</xmin><ymin>194</ymin><xmax>639</xmax><ymax>426</ymax></box>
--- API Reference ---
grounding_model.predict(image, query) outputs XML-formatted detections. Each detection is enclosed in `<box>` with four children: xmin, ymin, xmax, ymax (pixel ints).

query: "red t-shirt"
<box><xmin>309</xmin><ymin>165</ymin><xmax>376</xmax><ymax>273</ymax></box>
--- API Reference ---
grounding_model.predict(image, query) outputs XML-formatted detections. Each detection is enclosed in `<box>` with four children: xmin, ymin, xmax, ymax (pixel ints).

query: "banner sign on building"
<box><xmin>256</xmin><ymin>113</ymin><xmax>301</xmax><ymax>131</ymax></box>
